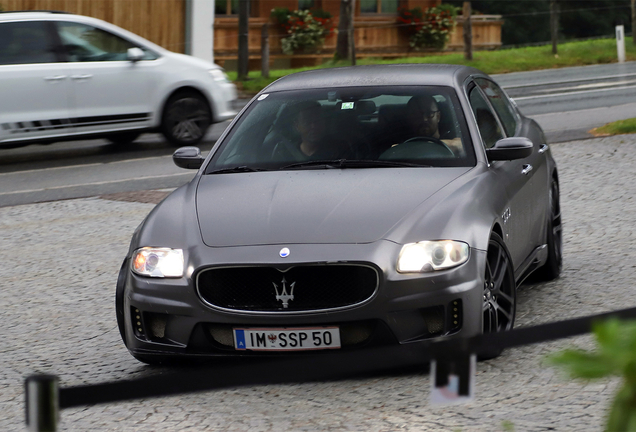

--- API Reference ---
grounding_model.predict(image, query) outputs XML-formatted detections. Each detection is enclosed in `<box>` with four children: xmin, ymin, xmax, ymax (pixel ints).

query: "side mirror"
<box><xmin>486</xmin><ymin>137</ymin><xmax>533</xmax><ymax>162</ymax></box>
<box><xmin>173</xmin><ymin>146</ymin><xmax>204</xmax><ymax>169</ymax></box>
<box><xmin>127</xmin><ymin>47</ymin><xmax>145</xmax><ymax>62</ymax></box>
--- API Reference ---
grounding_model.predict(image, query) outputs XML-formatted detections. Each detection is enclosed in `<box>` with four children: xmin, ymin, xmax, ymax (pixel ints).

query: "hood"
<box><xmin>196</xmin><ymin>168</ymin><xmax>471</xmax><ymax>247</ymax></box>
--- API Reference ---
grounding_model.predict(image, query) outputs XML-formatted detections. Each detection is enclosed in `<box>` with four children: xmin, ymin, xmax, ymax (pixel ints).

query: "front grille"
<box><xmin>197</xmin><ymin>264</ymin><xmax>379</xmax><ymax>312</ymax></box>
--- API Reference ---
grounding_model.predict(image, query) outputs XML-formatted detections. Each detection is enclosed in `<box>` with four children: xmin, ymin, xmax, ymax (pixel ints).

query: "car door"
<box><xmin>475</xmin><ymin>78</ymin><xmax>549</xmax><ymax>256</ymax></box>
<box><xmin>0</xmin><ymin>20</ymin><xmax>73</xmax><ymax>145</ymax></box>
<box><xmin>53</xmin><ymin>20</ymin><xmax>158</xmax><ymax>134</ymax></box>
<box><xmin>467</xmin><ymin>82</ymin><xmax>535</xmax><ymax>272</ymax></box>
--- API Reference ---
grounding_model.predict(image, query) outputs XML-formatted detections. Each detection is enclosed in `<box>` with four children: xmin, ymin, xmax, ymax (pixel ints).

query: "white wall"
<box><xmin>189</xmin><ymin>0</ymin><xmax>215</xmax><ymax>64</ymax></box>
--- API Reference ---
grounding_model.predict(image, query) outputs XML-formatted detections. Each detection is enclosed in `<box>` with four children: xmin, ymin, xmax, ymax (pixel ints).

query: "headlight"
<box><xmin>397</xmin><ymin>241</ymin><xmax>469</xmax><ymax>273</ymax></box>
<box><xmin>132</xmin><ymin>247</ymin><xmax>184</xmax><ymax>278</ymax></box>
<box><xmin>209</xmin><ymin>68</ymin><xmax>229</xmax><ymax>82</ymax></box>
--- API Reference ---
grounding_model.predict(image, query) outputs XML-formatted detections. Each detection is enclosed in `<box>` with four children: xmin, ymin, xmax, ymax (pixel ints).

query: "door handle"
<box><xmin>44</xmin><ymin>75</ymin><xmax>67</xmax><ymax>81</ymax></box>
<box><xmin>70</xmin><ymin>74</ymin><xmax>93</xmax><ymax>80</ymax></box>
<box><xmin>539</xmin><ymin>144</ymin><xmax>549</xmax><ymax>154</ymax></box>
<box><xmin>522</xmin><ymin>164</ymin><xmax>533</xmax><ymax>175</ymax></box>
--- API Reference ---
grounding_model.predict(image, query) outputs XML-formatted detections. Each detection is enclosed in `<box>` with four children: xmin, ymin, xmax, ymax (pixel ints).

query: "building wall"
<box><xmin>1</xmin><ymin>0</ymin><xmax>186</xmax><ymax>53</ymax></box>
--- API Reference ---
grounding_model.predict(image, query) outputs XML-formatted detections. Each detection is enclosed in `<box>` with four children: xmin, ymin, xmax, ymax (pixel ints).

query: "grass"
<box><xmin>590</xmin><ymin>118</ymin><xmax>636</xmax><ymax>136</ymax></box>
<box><xmin>227</xmin><ymin>38</ymin><xmax>636</xmax><ymax>95</ymax></box>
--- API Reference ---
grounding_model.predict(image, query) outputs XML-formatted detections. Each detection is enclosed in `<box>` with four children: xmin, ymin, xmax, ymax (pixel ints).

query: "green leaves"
<box><xmin>548</xmin><ymin>318</ymin><xmax>636</xmax><ymax>431</ymax></box>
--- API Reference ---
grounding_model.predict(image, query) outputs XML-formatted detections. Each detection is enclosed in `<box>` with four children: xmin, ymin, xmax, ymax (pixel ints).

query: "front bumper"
<box><xmin>119</xmin><ymin>241</ymin><xmax>486</xmax><ymax>359</ymax></box>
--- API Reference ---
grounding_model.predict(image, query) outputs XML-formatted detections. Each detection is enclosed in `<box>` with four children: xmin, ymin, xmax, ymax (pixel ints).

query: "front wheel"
<box><xmin>115</xmin><ymin>259</ymin><xmax>128</xmax><ymax>346</ymax></box>
<box><xmin>161</xmin><ymin>91</ymin><xmax>212</xmax><ymax>146</ymax></box>
<box><xmin>480</xmin><ymin>232</ymin><xmax>516</xmax><ymax>359</ymax></box>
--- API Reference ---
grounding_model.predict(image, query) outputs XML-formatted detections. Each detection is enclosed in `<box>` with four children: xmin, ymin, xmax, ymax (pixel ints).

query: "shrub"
<box><xmin>549</xmin><ymin>318</ymin><xmax>636</xmax><ymax>431</ymax></box>
<box><xmin>398</xmin><ymin>5</ymin><xmax>458</xmax><ymax>50</ymax></box>
<box><xmin>271</xmin><ymin>8</ymin><xmax>334</xmax><ymax>55</ymax></box>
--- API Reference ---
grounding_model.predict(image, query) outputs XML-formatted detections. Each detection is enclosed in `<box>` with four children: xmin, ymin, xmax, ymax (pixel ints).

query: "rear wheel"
<box><xmin>161</xmin><ymin>90</ymin><xmax>212</xmax><ymax>146</ymax></box>
<box><xmin>481</xmin><ymin>232</ymin><xmax>516</xmax><ymax>359</ymax></box>
<box><xmin>535</xmin><ymin>178</ymin><xmax>562</xmax><ymax>281</ymax></box>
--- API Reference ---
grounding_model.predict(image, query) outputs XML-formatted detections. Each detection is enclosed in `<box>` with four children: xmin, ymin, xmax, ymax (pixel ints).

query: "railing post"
<box><xmin>25</xmin><ymin>374</ymin><xmax>59</xmax><ymax>432</ymax></box>
<box><xmin>463</xmin><ymin>2</ymin><xmax>472</xmax><ymax>61</ymax></box>
<box><xmin>261</xmin><ymin>23</ymin><xmax>270</xmax><ymax>78</ymax></box>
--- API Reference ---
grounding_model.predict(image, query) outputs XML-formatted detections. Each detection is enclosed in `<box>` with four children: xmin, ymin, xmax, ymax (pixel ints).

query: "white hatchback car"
<box><xmin>0</xmin><ymin>11</ymin><xmax>237</xmax><ymax>148</ymax></box>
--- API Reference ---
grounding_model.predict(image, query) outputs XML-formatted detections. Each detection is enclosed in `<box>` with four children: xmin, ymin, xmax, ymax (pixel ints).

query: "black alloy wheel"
<box><xmin>536</xmin><ymin>179</ymin><xmax>563</xmax><ymax>281</ymax></box>
<box><xmin>161</xmin><ymin>91</ymin><xmax>212</xmax><ymax>146</ymax></box>
<box><xmin>481</xmin><ymin>233</ymin><xmax>516</xmax><ymax>358</ymax></box>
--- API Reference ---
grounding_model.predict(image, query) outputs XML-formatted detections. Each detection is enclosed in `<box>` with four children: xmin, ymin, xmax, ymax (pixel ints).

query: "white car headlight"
<box><xmin>397</xmin><ymin>241</ymin><xmax>469</xmax><ymax>273</ymax></box>
<box><xmin>209</xmin><ymin>68</ymin><xmax>229</xmax><ymax>82</ymax></box>
<box><xmin>132</xmin><ymin>247</ymin><xmax>184</xmax><ymax>278</ymax></box>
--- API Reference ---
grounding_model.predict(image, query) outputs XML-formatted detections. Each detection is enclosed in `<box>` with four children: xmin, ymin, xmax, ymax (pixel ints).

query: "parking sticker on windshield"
<box><xmin>341</xmin><ymin>102</ymin><xmax>354</xmax><ymax>110</ymax></box>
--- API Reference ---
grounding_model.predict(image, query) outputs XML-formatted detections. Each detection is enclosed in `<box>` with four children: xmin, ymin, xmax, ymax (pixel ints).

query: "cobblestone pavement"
<box><xmin>2</xmin><ymin>135</ymin><xmax>635</xmax><ymax>431</ymax></box>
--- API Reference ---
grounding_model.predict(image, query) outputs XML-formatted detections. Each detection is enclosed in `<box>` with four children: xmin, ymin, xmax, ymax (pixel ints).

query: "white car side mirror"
<box><xmin>127</xmin><ymin>47</ymin><xmax>145</xmax><ymax>62</ymax></box>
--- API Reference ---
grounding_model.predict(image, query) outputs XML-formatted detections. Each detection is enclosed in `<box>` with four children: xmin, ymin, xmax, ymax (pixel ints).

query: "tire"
<box><xmin>106</xmin><ymin>131</ymin><xmax>140</xmax><ymax>147</ymax></box>
<box><xmin>535</xmin><ymin>178</ymin><xmax>563</xmax><ymax>281</ymax></box>
<box><xmin>161</xmin><ymin>90</ymin><xmax>212</xmax><ymax>146</ymax></box>
<box><xmin>480</xmin><ymin>232</ymin><xmax>516</xmax><ymax>359</ymax></box>
<box><xmin>115</xmin><ymin>259</ymin><xmax>128</xmax><ymax>346</ymax></box>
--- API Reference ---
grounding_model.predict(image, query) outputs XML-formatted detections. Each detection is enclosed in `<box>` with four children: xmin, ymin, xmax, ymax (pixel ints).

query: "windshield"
<box><xmin>206</xmin><ymin>86</ymin><xmax>475</xmax><ymax>173</ymax></box>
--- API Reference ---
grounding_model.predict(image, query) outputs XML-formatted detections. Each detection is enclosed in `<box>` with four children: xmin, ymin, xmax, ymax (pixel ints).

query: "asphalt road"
<box><xmin>494</xmin><ymin>61</ymin><xmax>636</xmax><ymax>142</ymax></box>
<box><xmin>3</xmin><ymin>61</ymin><xmax>636</xmax><ymax>207</ymax></box>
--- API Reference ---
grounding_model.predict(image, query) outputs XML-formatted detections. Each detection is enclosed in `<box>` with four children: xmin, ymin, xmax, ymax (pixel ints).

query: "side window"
<box><xmin>55</xmin><ymin>22</ymin><xmax>157</xmax><ymax>62</ymax></box>
<box><xmin>475</xmin><ymin>78</ymin><xmax>518</xmax><ymax>137</ymax></box>
<box><xmin>0</xmin><ymin>21</ymin><xmax>58</xmax><ymax>65</ymax></box>
<box><xmin>469</xmin><ymin>86</ymin><xmax>504</xmax><ymax>149</ymax></box>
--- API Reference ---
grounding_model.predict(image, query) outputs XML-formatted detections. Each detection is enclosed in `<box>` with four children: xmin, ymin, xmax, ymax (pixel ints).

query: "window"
<box><xmin>0</xmin><ymin>21</ymin><xmax>58</xmax><ymax>65</ymax></box>
<box><xmin>475</xmin><ymin>78</ymin><xmax>518</xmax><ymax>137</ymax></box>
<box><xmin>207</xmin><ymin>86</ymin><xmax>476</xmax><ymax>172</ymax></box>
<box><xmin>215</xmin><ymin>0</ymin><xmax>238</xmax><ymax>15</ymax></box>
<box><xmin>469</xmin><ymin>86</ymin><xmax>504</xmax><ymax>149</ymax></box>
<box><xmin>299</xmin><ymin>0</ymin><xmax>315</xmax><ymax>10</ymax></box>
<box><xmin>360</xmin><ymin>0</ymin><xmax>398</xmax><ymax>14</ymax></box>
<box><xmin>55</xmin><ymin>22</ymin><xmax>157</xmax><ymax>62</ymax></box>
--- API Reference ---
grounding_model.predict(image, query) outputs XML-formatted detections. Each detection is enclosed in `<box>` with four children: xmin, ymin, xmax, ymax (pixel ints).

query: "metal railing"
<box><xmin>25</xmin><ymin>305</ymin><xmax>636</xmax><ymax>431</ymax></box>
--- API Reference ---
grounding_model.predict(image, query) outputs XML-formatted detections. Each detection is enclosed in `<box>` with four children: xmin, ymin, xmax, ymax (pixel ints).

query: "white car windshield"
<box><xmin>207</xmin><ymin>86</ymin><xmax>476</xmax><ymax>172</ymax></box>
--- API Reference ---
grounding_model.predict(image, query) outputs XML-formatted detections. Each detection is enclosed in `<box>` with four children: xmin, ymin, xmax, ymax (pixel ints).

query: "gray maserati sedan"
<box><xmin>116</xmin><ymin>64</ymin><xmax>561</xmax><ymax>364</ymax></box>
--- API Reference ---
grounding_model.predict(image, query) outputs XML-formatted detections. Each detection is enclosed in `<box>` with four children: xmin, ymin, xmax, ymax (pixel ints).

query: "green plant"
<box><xmin>548</xmin><ymin>318</ymin><xmax>636</xmax><ymax>431</ymax></box>
<box><xmin>591</xmin><ymin>118</ymin><xmax>636</xmax><ymax>136</ymax></box>
<box><xmin>271</xmin><ymin>8</ymin><xmax>333</xmax><ymax>55</ymax></box>
<box><xmin>398</xmin><ymin>5</ymin><xmax>458</xmax><ymax>50</ymax></box>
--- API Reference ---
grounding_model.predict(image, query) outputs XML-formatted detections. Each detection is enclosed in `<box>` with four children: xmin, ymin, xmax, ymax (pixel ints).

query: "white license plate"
<box><xmin>233</xmin><ymin>327</ymin><xmax>341</xmax><ymax>351</ymax></box>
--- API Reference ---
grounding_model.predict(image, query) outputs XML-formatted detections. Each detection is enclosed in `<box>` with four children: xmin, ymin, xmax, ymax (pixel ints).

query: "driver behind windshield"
<box><xmin>405</xmin><ymin>95</ymin><xmax>464</xmax><ymax>156</ymax></box>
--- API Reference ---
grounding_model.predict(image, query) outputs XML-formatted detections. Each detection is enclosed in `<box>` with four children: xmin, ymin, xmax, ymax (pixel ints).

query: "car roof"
<box><xmin>0</xmin><ymin>11</ymin><xmax>76</xmax><ymax>21</ymax></box>
<box><xmin>264</xmin><ymin>64</ymin><xmax>485</xmax><ymax>93</ymax></box>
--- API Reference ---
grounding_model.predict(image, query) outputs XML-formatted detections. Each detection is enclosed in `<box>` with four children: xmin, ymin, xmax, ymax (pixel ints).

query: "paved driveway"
<box><xmin>2</xmin><ymin>134</ymin><xmax>635</xmax><ymax>431</ymax></box>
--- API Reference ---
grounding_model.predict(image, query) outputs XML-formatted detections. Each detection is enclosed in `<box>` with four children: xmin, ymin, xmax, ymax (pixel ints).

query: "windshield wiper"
<box><xmin>208</xmin><ymin>166</ymin><xmax>269</xmax><ymax>174</ymax></box>
<box><xmin>281</xmin><ymin>159</ymin><xmax>429</xmax><ymax>170</ymax></box>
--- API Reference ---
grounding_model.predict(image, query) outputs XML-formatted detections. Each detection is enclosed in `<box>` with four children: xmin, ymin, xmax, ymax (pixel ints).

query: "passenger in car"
<box><xmin>271</xmin><ymin>101</ymin><xmax>352</xmax><ymax>162</ymax></box>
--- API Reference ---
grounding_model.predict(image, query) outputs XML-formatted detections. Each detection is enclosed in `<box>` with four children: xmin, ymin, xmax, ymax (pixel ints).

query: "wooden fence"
<box><xmin>0</xmin><ymin>0</ymin><xmax>186</xmax><ymax>53</ymax></box>
<box><xmin>214</xmin><ymin>14</ymin><xmax>503</xmax><ymax>70</ymax></box>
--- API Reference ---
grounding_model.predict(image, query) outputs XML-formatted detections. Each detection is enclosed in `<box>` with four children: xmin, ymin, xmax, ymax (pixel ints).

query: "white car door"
<box><xmin>53</xmin><ymin>21</ymin><xmax>159</xmax><ymax>134</ymax></box>
<box><xmin>0</xmin><ymin>20</ymin><xmax>73</xmax><ymax>145</ymax></box>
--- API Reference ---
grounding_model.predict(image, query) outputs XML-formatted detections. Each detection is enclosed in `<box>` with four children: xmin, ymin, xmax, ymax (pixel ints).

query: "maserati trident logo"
<box><xmin>273</xmin><ymin>277</ymin><xmax>295</xmax><ymax>308</ymax></box>
<box><xmin>279</xmin><ymin>247</ymin><xmax>290</xmax><ymax>258</ymax></box>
